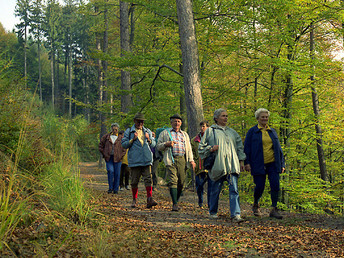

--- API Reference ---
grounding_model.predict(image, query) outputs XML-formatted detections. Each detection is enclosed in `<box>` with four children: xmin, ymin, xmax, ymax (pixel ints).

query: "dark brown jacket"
<box><xmin>99</xmin><ymin>133</ymin><xmax>126</xmax><ymax>162</ymax></box>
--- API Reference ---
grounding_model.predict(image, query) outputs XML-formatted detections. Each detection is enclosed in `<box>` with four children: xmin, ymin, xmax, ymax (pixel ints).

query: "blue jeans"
<box><xmin>195</xmin><ymin>172</ymin><xmax>211</xmax><ymax>207</ymax></box>
<box><xmin>208</xmin><ymin>174</ymin><xmax>240</xmax><ymax>217</ymax></box>
<box><xmin>253</xmin><ymin>162</ymin><xmax>280</xmax><ymax>207</ymax></box>
<box><xmin>106</xmin><ymin>156</ymin><xmax>122</xmax><ymax>193</ymax></box>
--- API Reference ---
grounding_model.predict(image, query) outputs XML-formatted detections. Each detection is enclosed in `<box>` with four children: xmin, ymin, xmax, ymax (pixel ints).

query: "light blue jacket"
<box><xmin>122</xmin><ymin>125</ymin><xmax>156</xmax><ymax>168</ymax></box>
<box><xmin>198</xmin><ymin>124</ymin><xmax>246</xmax><ymax>182</ymax></box>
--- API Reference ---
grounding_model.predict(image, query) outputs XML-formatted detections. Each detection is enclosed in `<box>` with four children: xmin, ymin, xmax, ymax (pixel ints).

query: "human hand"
<box><xmin>165</xmin><ymin>141</ymin><xmax>176</xmax><ymax>147</ymax></box>
<box><xmin>145</xmin><ymin>132</ymin><xmax>150</xmax><ymax>139</ymax></box>
<box><xmin>245</xmin><ymin>164</ymin><xmax>251</xmax><ymax>172</ymax></box>
<box><xmin>281</xmin><ymin>167</ymin><xmax>285</xmax><ymax>173</ymax></box>
<box><xmin>240</xmin><ymin>161</ymin><xmax>245</xmax><ymax>172</ymax></box>
<box><xmin>211</xmin><ymin>145</ymin><xmax>219</xmax><ymax>152</ymax></box>
<box><xmin>133</xmin><ymin>132</ymin><xmax>138</xmax><ymax>140</ymax></box>
<box><xmin>190</xmin><ymin>161</ymin><xmax>196</xmax><ymax>171</ymax></box>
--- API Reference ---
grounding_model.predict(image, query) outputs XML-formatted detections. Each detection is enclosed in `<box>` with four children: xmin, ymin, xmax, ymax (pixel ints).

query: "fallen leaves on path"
<box><xmin>78</xmin><ymin>162</ymin><xmax>344</xmax><ymax>257</ymax></box>
<box><xmin>3</xmin><ymin>162</ymin><xmax>343</xmax><ymax>257</ymax></box>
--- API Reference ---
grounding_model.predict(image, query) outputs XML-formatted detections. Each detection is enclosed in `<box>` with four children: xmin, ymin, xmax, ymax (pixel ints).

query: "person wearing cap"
<box><xmin>157</xmin><ymin>114</ymin><xmax>196</xmax><ymax>211</ymax></box>
<box><xmin>99</xmin><ymin>123</ymin><xmax>126</xmax><ymax>194</ymax></box>
<box><xmin>122</xmin><ymin>112</ymin><xmax>158</xmax><ymax>209</ymax></box>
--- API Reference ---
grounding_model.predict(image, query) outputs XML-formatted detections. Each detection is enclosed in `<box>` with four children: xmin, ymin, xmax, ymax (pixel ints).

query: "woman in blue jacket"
<box><xmin>244</xmin><ymin>108</ymin><xmax>285</xmax><ymax>219</ymax></box>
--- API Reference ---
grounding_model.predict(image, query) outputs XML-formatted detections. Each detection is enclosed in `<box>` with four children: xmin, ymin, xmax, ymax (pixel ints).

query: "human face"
<box><xmin>200</xmin><ymin>124</ymin><xmax>208</xmax><ymax>134</ymax></box>
<box><xmin>257</xmin><ymin>112</ymin><xmax>269</xmax><ymax>127</ymax></box>
<box><xmin>112</xmin><ymin>126</ymin><xmax>119</xmax><ymax>135</ymax></box>
<box><xmin>171</xmin><ymin>118</ymin><xmax>182</xmax><ymax>131</ymax></box>
<box><xmin>134</xmin><ymin>119</ymin><xmax>144</xmax><ymax>129</ymax></box>
<box><xmin>216</xmin><ymin>111</ymin><xmax>228</xmax><ymax>126</ymax></box>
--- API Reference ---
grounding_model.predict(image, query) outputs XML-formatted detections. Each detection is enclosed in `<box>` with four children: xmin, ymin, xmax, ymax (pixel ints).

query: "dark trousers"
<box><xmin>253</xmin><ymin>162</ymin><xmax>280</xmax><ymax>207</ymax></box>
<box><xmin>151</xmin><ymin>158</ymin><xmax>160</xmax><ymax>187</ymax></box>
<box><xmin>195</xmin><ymin>172</ymin><xmax>211</xmax><ymax>207</ymax></box>
<box><xmin>120</xmin><ymin>163</ymin><xmax>130</xmax><ymax>187</ymax></box>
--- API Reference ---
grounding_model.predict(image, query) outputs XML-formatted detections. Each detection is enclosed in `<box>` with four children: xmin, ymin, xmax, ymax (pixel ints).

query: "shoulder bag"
<box><xmin>203</xmin><ymin>128</ymin><xmax>216</xmax><ymax>170</ymax></box>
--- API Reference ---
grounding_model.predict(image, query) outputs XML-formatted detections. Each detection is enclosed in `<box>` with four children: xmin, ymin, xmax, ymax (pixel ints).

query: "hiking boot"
<box><xmin>172</xmin><ymin>204</ymin><xmax>179</xmax><ymax>212</ymax></box>
<box><xmin>232</xmin><ymin>215</ymin><xmax>244</xmax><ymax>223</ymax></box>
<box><xmin>107</xmin><ymin>190</ymin><xmax>113</xmax><ymax>194</ymax></box>
<box><xmin>147</xmin><ymin>197</ymin><xmax>158</xmax><ymax>208</ymax></box>
<box><xmin>252</xmin><ymin>204</ymin><xmax>263</xmax><ymax>217</ymax></box>
<box><xmin>131</xmin><ymin>199</ymin><xmax>137</xmax><ymax>208</ymax></box>
<box><xmin>119</xmin><ymin>187</ymin><xmax>124</xmax><ymax>191</ymax></box>
<box><xmin>209</xmin><ymin>214</ymin><xmax>218</xmax><ymax>219</ymax></box>
<box><xmin>125</xmin><ymin>185</ymin><xmax>130</xmax><ymax>190</ymax></box>
<box><xmin>270</xmin><ymin>207</ymin><xmax>283</xmax><ymax>219</ymax></box>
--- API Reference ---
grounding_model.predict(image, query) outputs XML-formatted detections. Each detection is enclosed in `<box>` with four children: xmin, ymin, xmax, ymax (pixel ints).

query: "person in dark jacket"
<box><xmin>191</xmin><ymin>120</ymin><xmax>210</xmax><ymax>208</ymax></box>
<box><xmin>99</xmin><ymin>123</ymin><xmax>126</xmax><ymax>194</ymax></box>
<box><xmin>122</xmin><ymin>112</ymin><xmax>158</xmax><ymax>209</ymax></box>
<box><xmin>244</xmin><ymin>108</ymin><xmax>285</xmax><ymax>219</ymax></box>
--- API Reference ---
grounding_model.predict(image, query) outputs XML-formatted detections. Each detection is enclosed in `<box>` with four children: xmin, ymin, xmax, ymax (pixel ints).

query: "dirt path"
<box><xmin>79</xmin><ymin>162</ymin><xmax>344</xmax><ymax>257</ymax></box>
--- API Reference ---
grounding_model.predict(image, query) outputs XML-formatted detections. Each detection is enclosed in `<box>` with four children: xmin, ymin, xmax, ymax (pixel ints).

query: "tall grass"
<box><xmin>40</xmin><ymin>152</ymin><xmax>91</xmax><ymax>225</ymax></box>
<box><xmin>0</xmin><ymin>115</ymin><xmax>35</xmax><ymax>251</ymax></box>
<box><xmin>39</xmin><ymin>113</ymin><xmax>92</xmax><ymax>225</ymax></box>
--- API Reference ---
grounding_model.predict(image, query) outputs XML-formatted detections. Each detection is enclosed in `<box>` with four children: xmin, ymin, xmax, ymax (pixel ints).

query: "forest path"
<box><xmin>79</xmin><ymin>162</ymin><xmax>344</xmax><ymax>257</ymax></box>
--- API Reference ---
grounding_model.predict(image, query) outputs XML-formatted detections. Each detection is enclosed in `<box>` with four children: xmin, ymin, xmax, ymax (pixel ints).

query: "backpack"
<box><xmin>155</xmin><ymin>126</ymin><xmax>169</xmax><ymax>141</ymax></box>
<box><xmin>154</xmin><ymin>126</ymin><xmax>169</xmax><ymax>161</ymax></box>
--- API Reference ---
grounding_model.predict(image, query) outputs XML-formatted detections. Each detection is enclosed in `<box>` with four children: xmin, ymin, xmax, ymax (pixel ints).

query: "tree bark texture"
<box><xmin>50</xmin><ymin>46</ymin><xmax>55</xmax><ymax>110</ymax></box>
<box><xmin>120</xmin><ymin>1</ymin><xmax>132</xmax><ymax>113</ymax></box>
<box><xmin>175</xmin><ymin>0</ymin><xmax>204</xmax><ymax>138</ymax></box>
<box><xmin>310</xmin><ymin>25</ymin><xmax>328</xmax><ymax>181</ymax></box>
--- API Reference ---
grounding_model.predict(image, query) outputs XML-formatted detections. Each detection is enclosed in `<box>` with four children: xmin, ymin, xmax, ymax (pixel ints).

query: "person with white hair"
<box><xmin>99</xmin><ymin>123</ymin><xmax>126</xmax><ymax>194</ymax></box>
<box><xmin>198</xmin><ymin>108</ymin><xmax>246</xmax><ymax>222</ymax></box>
<box><xmin>244</xmin><ymin>108</ymin><xmax>285</xmax><ymax>219</ymax></box>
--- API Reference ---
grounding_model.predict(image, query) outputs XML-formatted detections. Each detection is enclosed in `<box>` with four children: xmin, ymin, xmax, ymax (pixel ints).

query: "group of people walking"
<box><xmin>99</xmin><ymin>108</ymin><xmax>285</xmax><ymax>222</ymax></box>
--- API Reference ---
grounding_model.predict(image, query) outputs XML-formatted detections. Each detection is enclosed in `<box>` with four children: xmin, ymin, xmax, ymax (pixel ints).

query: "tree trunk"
<box><xmin>120</xmin><ymin>1</ymin><xmax>132</xmax><ymax>113</ymax></box>
<box><xmin>310</xmin><ymin>24</ymin><xmax>328</xmax><ymax>181</ymax></box>
<box><xmin>175</xmin><ymin>0</ymin><xmax>204</xmax><ymax>138</ymax></box>
<box><xmin>101</xmin><ymin>0</ymin><xmax>108</xmax><ymax>126</ymax></box>
<box><xmin>50</xmin><ymin>46</ymin><xmax>55</xmax><ymax>110</ymax></box>
<box><xmin>179</xmin><ymin>63</ymin><xmax>187</xmax><ymax>131</ymax></box>
<box><xmin>95</xmin><ymin>3</ymin><xmax>105</xmax><ymax>168</ymax></box>
<box><xmin>69</xmin><ymin>49</ymin><xmax>72</xmax><ymax>117</ymax></box>
<box><xmin>24</xmin><ymin>24</ymin><xmax>27</xmax><ymax>87</ymax></box>
<box><xmin>38</xmin><ymin>40</ymin><xmax>42</xmax><ymax>102</ymax></box>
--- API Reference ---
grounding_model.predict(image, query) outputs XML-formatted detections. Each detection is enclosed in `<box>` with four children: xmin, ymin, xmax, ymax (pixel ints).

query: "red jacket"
<box><xmin>99</xmin><ymin>133</ymin><xmax>126</xmax><ymax>162</ymax></box>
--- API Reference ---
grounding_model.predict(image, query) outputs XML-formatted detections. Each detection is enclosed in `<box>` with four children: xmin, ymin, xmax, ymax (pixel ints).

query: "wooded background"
<box><xmin>1</xmin><ymin>0</ymin><xmax>344</xmax><ymax>215</ymax></box>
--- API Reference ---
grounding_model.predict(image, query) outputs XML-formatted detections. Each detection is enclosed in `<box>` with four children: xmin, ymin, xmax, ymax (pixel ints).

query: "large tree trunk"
<box><xmin>310</xmin><ymin>24</ymin><xmax>328</xmax><ymax>181</ymax></box>
<box><xmin>120</xmin><ymin>1</ymin><xmax>132</xmax><ymax>114</ymax></box>
<box><xmin>175</xmin><ymin>0</ymin><xmax>204</xmax><ymax>138</ymax></box>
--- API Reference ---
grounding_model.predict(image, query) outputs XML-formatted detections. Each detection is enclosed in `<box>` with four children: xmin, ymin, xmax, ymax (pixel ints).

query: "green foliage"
<box><xmin>40</xmin><ymin>155</ymin><xmax>91</xmax><ymax>225</ymax></box>
<box><xmin>40</xmin><ymin>112</ymin><xmax>98</xmax><ymax>161</ymax></box>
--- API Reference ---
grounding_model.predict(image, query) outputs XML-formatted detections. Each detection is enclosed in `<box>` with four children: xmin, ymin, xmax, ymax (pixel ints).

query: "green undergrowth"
<box><xmin>0</xmin><ymin>62</ymin><xmax>96</xmax><ymax>254</ymax></box>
